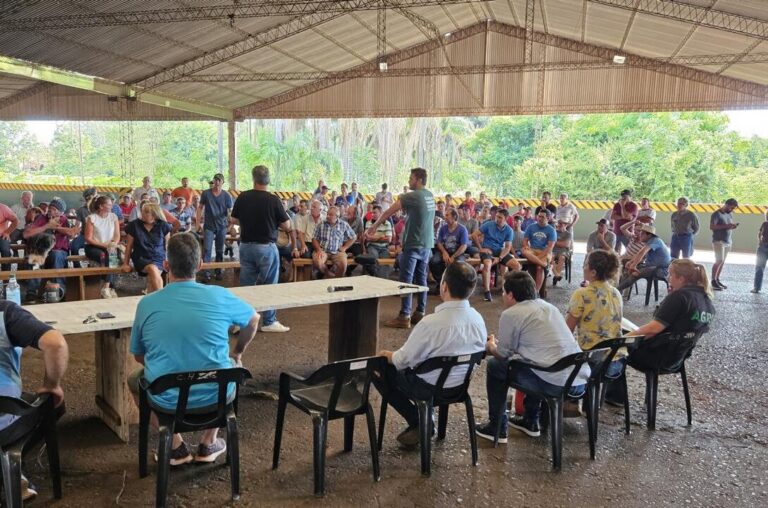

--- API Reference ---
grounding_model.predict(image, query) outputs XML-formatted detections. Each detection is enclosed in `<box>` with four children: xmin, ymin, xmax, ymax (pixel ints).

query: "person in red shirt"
<box><xmin>171</xmin><ymin>177</ymin><xmax>197</xmax><ymax>205</ymax></box>
<box><xmin>611</xmin><ymin>189</ymin><xmax>639</xmax><ymax>255</ymax></box>
<box><xmin>119</xmin><ymin>194</ymin><xmax>135</xmax><ymax>219</ymax></box>
<box><xmin>463</xmin><ymin>191</ymin><xmax>476</xmax><ymax>217</ymax></box>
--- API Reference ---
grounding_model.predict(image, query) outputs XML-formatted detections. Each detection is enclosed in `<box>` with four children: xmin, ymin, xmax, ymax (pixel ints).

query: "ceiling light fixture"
<box><xmin>613</xmin><ymin>55</ymin><xmax>626</xmax><ymax>64</ymax></box>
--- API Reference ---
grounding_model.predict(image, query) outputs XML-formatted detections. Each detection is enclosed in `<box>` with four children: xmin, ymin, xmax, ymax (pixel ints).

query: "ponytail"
<box><xmin>670</xmin><ymin>259</ymin><xmax>713</xmax><ymax>298</ymax></box>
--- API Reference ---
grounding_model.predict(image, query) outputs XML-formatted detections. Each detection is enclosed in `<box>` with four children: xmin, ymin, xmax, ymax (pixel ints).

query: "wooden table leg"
<box><xmin>328</xmin><ymin>297</ymin><xmax>380</xmax><ymax>362</ymax></box>
<box><xmin>94</xmin><ymin>329</ymin><xmax>139</xmax><ymax>442</ymax></box>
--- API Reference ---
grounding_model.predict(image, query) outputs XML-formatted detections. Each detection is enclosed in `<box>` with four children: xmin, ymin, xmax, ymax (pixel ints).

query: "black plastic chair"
<box><xmin>0</xmin><ymin>394</ymin><xmax>62</xmax><ymax>508</ymax></box>
<box><xmin>272</xmin><ymin>356</ymin><xmax>386</xmax><ymax>496</ymax></box>
<box><xmin>626</xmin><ymin>331</ymin><xmax>703</xmax><ymax>429</ymax></box>
<box><xmin>585</xmin><ymin>336</ymin><xmax>643</xmax><ymax>437</ymax></box>
<box><xmin>376</xmin><ymin>351</ymin><xmax>485</xmax><ymax>476</ymax></box>
<box><xmin>625</xmin><ymin>271</ymin><xmax>668</xmax><ymax>305</ymax></box>
<box><xmin>493</xmin><ymin>349</ymin><xmax>611</xmax><ymax>470</ymax></box>
<box><xmin>138</xmin><ymin>367</ymin><xmax>252</xmax><ymax>508</ymax></box>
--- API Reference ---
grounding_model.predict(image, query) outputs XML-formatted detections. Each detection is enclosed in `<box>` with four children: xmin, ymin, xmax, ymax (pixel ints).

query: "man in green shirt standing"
<box><xmin>366</xmin><ymin>167</ymin><xmax>436</xmax><ymax>328</ymax></box>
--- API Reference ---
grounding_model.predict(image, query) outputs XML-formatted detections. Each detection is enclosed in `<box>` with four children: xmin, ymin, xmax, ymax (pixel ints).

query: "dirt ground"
<box><xmin>15</xmin><ymin>255</ymin><xmax>768</xmax><ymax>507</ymax></box>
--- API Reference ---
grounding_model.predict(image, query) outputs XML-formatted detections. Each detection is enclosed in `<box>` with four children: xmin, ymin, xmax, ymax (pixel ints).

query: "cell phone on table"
<box><xmin>96</xmin><ymin>312</ymin><xmax>115</xmax><ymax>319</ymax></box>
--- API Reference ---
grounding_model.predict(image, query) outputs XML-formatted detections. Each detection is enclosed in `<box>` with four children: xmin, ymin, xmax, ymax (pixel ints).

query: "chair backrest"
<box><xmin>297</xmin><ymin>356</ymin><xmax>387</xmax><ymax>415</ymax></box>
<box><xmin>509</xmin><ymin>348</ymin><xmax>611</xmax><ymax>395</ymax></box>
<box><xmin>413</xmin><ymin>351</ymin><xmax>486</xmax><ymax>404</ymax></box>
<box><xmin>627</xmin><ymin>330</ymin><xmax>704</xmax><ymax>374</ymax></box>
<box><xmin>146</xmin><ymin>367</ymin><xmax>252</xmax><ymax>428</ymax></box>
<box><xmin>0</xmin><ymin>394</ymin><xmax>53</xmax><ymax>448</ymax></box>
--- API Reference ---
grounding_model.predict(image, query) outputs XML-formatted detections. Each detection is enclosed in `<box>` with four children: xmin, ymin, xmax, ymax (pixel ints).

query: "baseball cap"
<box><xmin>596</xmin><ymin>218</ymin><xmax>608</xmax><ymax>225</ymax></box>
<box><xmin>213</xmin><ymin>173</ymin><xmax>225</xmax><ymax>181</ymax></box>
<box><xmin>620</xmin><ymin>189</ymin><xmax>632</xmax><ymax>197</ymax></box>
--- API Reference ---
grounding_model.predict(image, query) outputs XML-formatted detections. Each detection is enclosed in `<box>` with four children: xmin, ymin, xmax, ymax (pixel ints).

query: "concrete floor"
<box><xmin>15</xmin><ymin>252</ymin><xmax>768</xmax><ymax>507</ymax></box>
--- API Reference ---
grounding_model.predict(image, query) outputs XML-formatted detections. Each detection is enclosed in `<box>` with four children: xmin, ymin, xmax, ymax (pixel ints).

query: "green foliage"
<box><xmin>3</xmin><ymin>113</ymin><xmax>768</xmax><ymax>204</ymax></box>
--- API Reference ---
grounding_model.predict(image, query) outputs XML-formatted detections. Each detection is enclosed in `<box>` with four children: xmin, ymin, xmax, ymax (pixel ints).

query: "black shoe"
<box><xmin>552</xmin><ymin>275</ymin><xmax>562</xmax><ymax>286</ymax></box>
<box><xmin>604</xmin><ymin>397</ymin><xmax>625</xmax><ymax>408</ymax></box>
<box><xmin>712</xmin><ymin>281</ymin><xmax>723</xmax><ymax>291</ymax></box>
<box><xmin>214</xmin><ymin>270</ymin><xmax>223</xmax><ymax>281</ymax></box>
<box><xmin>200</xmin><ymin>271</ymin><xmax>211</xmax><ymax>283</ymax></box>
<box><xmin>475</xmin><ymin>422</ymin><xmax>507</xmax><ymax>444</ymax></box>
<box><xmin>483</xmin><ymin>291</ymin><xmax>492</xmax><ymax>302</ymax></box>
<box><xmin>716</xmin><ymin>280</ymin><xmax>727</xmax><ymax>289</ymax></box>
<box><xmin>508</xmin><ymin>415</ymin><xmax>540</xmax><ymax>437</ymax></box>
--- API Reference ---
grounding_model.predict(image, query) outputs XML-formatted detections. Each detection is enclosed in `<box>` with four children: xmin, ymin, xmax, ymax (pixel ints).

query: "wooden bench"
<box><xmin>0</xmin><ymin>255</ymin><xmax>87</xmax><ymax>266</ymax></box>
<box><xmin>0</xmin><ymin>261</ymin><xmax>242</xmax><ymax>302</ymax></box>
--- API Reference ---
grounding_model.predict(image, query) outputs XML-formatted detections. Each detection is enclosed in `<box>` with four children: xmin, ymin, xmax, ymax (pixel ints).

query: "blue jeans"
<box><xmin>670</xmin><ymin>233</ymin><xmax>694</xmax><ymax>259</ymax></box>
<box><xmin>754</xmin><ymin>245</ymin><xmax>768</xmax><ymax>291</ymax></box>
<box><xmin>239</xmin><ymin>242</ymin><xmax>279</xmax><ymax>326</ymax></box>
<box><xmin>203</xmin><ymin>225</ymin><xmax>226</xmax><ymax>273</ymax></box>
<box><xmin>398</xmin><ymin>248</ymin><xmax>430</xmax><ymax>316</ymax></box>
<box><xmin>365</xmin><ymin>244</ymin><xmax>390</xmax><ymax>278</ymax></box>
<box><xmin>27</xmin><ymin>249</ymin><xmax>69</xmax><ymax>296</ymax></box>
<box><xmin>486</xmin><ymin>357</ymin><xmax>585</xmax><ymax>430</ymax></box>
<box><xmin>616</xmin><ymin>233</ymin><xmax>630</xmax><ymax>253</ymax></box>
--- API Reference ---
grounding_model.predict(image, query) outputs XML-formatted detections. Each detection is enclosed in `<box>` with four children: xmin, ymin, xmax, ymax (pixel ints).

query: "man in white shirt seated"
<box><xmin>376</xmin><ymin>261</ymin><xmax>487</xmax><ymax>446</ymax></box>
<box><xmin>476</xmin><ymin>271</ymin><xmax>590</xmax><ymax>443</ymax></box>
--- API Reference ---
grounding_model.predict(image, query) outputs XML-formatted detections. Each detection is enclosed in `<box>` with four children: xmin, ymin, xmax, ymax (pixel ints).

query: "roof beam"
<box><xmin>0</xmin><ymin>54</ymin><xmax>233</xmax><ymax>120</ymax></box>
<box><xmin>2</xmin><ymin>1</ymin><xmax>489</xmax><ymax>30</ymax></box>
<box><xmin>589</xmin><ymin>0</ymin><xmax>768</xmax><ymax>39</ymax></box>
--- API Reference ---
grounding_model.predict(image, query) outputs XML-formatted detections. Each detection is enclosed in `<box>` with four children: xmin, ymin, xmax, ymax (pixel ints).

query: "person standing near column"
<box><xmin>197</xmin><ymin>173</ymin><xmax>233</xmax><ymax>282</ymax></box>
<box><xmin>750</xmin><ymin>210</ymin><xmax>768</xmax><ymax>294</ymax></box>
<box><xmin>366</xmin><ymin>167</ymin><xmax>436</xmax><ymax>329</ymax></box>
<box><xmin>670</xmin><ymin>197</ymin><xmax>699</xmax><ymax>259</ymax></box>
<box><xmin>710</xmin><ymin>198</ymin><xmax>739</xmax><ymax>291</ymax></box>
<box><xmin>230</xmin><ymin>165</ymin><xmax>295</xmax><ymax>333</ymax></box>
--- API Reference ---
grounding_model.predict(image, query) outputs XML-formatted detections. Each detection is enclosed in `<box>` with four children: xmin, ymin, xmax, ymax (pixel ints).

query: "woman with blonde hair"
<box><xmin>632</xmin><ymin>258</ymin><xmax>715</xmax><ymax>339</ymax></box>
<box><xmin>121</xmin><ymin>203</ymin><xmax>172</xmax><ymax>293</ymax></box>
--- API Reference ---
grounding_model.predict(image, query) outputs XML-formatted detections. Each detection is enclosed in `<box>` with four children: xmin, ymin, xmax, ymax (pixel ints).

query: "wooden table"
<box><xmin>26</xmin><ymin>276</ymin><xmax>425</xmax><ymax>442</ymax></box>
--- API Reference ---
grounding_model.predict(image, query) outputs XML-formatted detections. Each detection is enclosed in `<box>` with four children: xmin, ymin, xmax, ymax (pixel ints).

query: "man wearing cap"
<box><xmin>670</xmin><ymin>196</ymin><xmax>699</xmax><ymax>259</ymax></box>
<box><xmin>132</xmin><ymin>176</ymin><xmax>159</xmax><ymax>204</ymax></box>
<box><xmin>710</xmin><ymin>198</ymin><xmax>740</xmax><ymax>290</ymax></box>
<box><xmin>586</xmin><ymin>219</ymin><xmax>617</xmax><ymax>254</ymax></box>
<box><xmin>611</xmin><ymin>190</ymin><xmax>638</xmax><ymax>255</ymax></box>
<box><xmin>23</xmin><ymin>197</ymin><xmax>80</xmax><ymax>301</ymax></box>
<box><xmin>615</xmin><ymin>224</ymin><xmax>671</xmax><ymax>292</ymax></box>
<box><xmin>197</xmin><ymin>173</ymin><xmax>234</xmax><ymax>282</ymax></box>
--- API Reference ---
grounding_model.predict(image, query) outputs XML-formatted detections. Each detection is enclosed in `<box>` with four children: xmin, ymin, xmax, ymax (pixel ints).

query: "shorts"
<box><xmin>480</xmin><ymin>250</ymin><xmax>514</xmax><ymax>266</ymax></box>
<box><xmin>527</xmin><ymin>248</ymin><xmax>551</xmax><ymax>262</ymax></box>
<box><xmin>326</xmin><ymin>252</ymin><xmax>348</xmax><ymax>265</ymax></box>
<box><xmin>712</xmin><ymin>241</ymin><xmax>730</xmax><ymax>263</ymax></box>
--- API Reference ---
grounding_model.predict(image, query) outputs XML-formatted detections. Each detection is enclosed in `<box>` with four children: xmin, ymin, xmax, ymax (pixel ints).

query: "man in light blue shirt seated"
<box><xmin>616</xmin><ymin>224</ymin><xmax>672</xmax><ymax>292</ymax></box>
<box><xmin>476</xmin><ymin>271</ymin><xmax>589</xmax><ymax>442</ymax></box>
<box><xmin>522</xmin><ymin>209</ymin><xmax>557</xmax><ymax>293</ymax></box>
<box><xmin>128</xmin><ymin>232</ymin><xmax>260</xmax><ymax>466</ymax></box>
<box><xmin>376</xmin><ymin>261</ymin><xmax>487</xmax><ymax>447</ymax></box>
<box><xmin>475</xmin><ymin>208</ymin><xmax>522</xmax><ymax>302</ymax></box>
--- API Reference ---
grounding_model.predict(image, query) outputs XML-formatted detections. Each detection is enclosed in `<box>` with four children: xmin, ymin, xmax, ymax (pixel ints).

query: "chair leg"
<box><xmin>437</xmin><ymin>404</ymin><xmax>448</xmax><ymax>441</ymax></box>
<box><xmin>343</xmin><ymin>416</ymin><xmax>355</xmax><ymax>452</ymax></box>
<box><xmin>622</xmin><ymin>374</ymin><xmax>631</xmax><ymax>435</ymax></box>
<box><xmin>646</xmin><ymin>371</ymin><xmax>659</xmax><ymax>430</ymax></box>
<box><xmin>156</xmin><ymin>426</ymin><xmax>173</xmax><ymax>508</ymax></box>
<box><xmin>45</xmin><ymin>413</ymin><xmax>63</xmax><ymax>499</ymax></box>
<box><xmin>226</xmin><ymin>415</ymin><xmax>241</xmax><ymax>501</ymax></box>
<box><xmin>492</xmin><ymin>395</ymin><xmax>507</xmax><ymax>448</ymax></box>
<box><xmin>465</xmin><ymin>397</ymin><xmax>479</xmax><ymax>466</ymax></box>
<box><xmin>139</xmin><ymin>395</ymin><xmax>151</xmax><ymax>478</ymax></box>
<box><xmin>365</xmin><ymin>404</ymin><xmax>381</xmax><ymax>482</ymax></box>
<box><xmin>681</xmin><ymin>363</ymin><xmax>693</xmax><ymax>426</ymax></box>
<box><xmin>272</xmin><ymin>397</ymin><xmax>287</xmax><ymax>469</ymax></box>
<box><xmin>1</xmin><ymin>450</ymin><xmax>22</xmax><ymax>508</ymax></box>
<box><xmin>654</xmin><ymin>278</ymin><xmax>659</xmax><ymax>302</ymax></box>
<box><xmin>644</xmin><ymin>278</ymin><xmax>653</xmax><ymax>306</ymax></box>
<box><xmin>377</xmin><ymin>399</ymin><xmax>388</xmax><ymax>452</ymax></box>
<box><xmin>311</xmin><ymin>413</ymin><xmax>328</xmax><ymax>496</ymax></box>
<box><xmin>417</xmin><ymin>401</ymin><xmax>432</xmax><ymax>477</ymax></box>
<box><xmin>547</xmin><ymin>399</ymin><xmax>563</xmax><ymax>471</ymax></box>
<box><xmin>585</xmin><ymin>387</ymin><xmax>597</xmax><ymax>460</ymax></box>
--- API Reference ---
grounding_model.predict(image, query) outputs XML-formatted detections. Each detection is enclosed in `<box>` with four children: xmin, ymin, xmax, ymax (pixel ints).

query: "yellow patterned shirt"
<box><xmin>567</xmin><ymin>280</ymin><xmax>625</xmax><ymax>356</ymax></box>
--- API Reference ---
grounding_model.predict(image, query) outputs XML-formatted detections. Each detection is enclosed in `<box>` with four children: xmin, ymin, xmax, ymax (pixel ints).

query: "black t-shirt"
<box><xmin>535</xmin><ymin>203</ymin><xmax>557</xmax><ymax>218</ymax></box>
<box><xmin>231</xmin><ymin>190</ymin><xmax>289</xmax><ymax>244</ymax></box>
<box><xmin>654</xmin><ymin>285</ymin><xmax>715</xmax><ymax>336</ymax></box>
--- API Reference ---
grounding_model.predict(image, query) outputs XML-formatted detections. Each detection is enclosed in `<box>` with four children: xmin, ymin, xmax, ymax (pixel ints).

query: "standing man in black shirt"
<box><xmin>231</xmin><ymin>165</ymin><xmax>297</xmax><ymax>333</ymax></box>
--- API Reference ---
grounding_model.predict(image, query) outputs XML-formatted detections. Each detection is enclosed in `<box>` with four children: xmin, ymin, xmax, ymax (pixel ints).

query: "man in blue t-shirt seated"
<box><xmin>615</xmin><ymin>224</ymin><xmax>672</xmax><ymax>292</ymax></box>
<box><xmin>475</xmin><ymin>208</ymin><xmax>521</xmax><ymax>302</ymax></box>
<box><xmin>128</xmin><ymin>233</ymin><xmax>260</xmax><ymax>466</ymax></box>
<box><xmin>429</xmin><ymin>208</ymin><xmax>470</xmax><ymax>286</ymax></box>
<box><xmin>522</xmin><ymin>209</ymin><xmax>557</xmax><ymax>293</ymax></box>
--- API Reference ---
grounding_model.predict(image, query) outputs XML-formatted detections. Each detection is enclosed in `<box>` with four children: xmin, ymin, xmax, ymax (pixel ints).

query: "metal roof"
<box><xmin>1</xmin><ymin>0</ymin><xmax>767</xmax><ymax>120</ymax></box>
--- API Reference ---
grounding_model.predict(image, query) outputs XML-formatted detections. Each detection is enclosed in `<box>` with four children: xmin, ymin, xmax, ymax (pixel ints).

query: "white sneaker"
<box><xmin>261</xmin><ymin>321</ymin><xmax>290</xmax><ymax>333</ymax></box>
<box><xmin>100</xmin><ymin>287</ymin><xmax>112</xmax><ymax>299</ymax></box>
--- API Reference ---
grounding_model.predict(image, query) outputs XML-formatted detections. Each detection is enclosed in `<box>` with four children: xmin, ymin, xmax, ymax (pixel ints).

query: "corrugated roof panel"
<box><xmin>584</xmin><ymin>3</ymin><xmax>634</xmax><ymax>48</ymax></box>
<box><xmin>725</xmin><ymin>63</ymin><xmax>768</xmax><ymax>85</ymax></box>
<box><xmin>543</xmin><ymin>0</ymin><xmax>589</xmax><ymax>39</ymax></box>
<box><xmin>681</xmin><ymin>27</ymin><xmax>756</xmax><ymax>56</ymax></box>
<box><xmin>623</xmin><ymin>14</ymin><xmax>695</xmax><ymax>57</ymax></box>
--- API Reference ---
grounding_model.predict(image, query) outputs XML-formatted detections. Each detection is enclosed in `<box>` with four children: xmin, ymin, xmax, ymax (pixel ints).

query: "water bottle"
<box><xmin>108</xmin><ymin>246</ymin><xmax>119</xmax><ymax>268</ymax></box>
<box><xmin>6</xmin><ymin>274</ymin><xmax>21</xmax><ymax>306</ymax></box>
